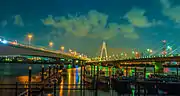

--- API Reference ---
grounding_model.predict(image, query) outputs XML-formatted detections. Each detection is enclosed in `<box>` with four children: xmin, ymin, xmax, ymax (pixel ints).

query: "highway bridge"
<box><xmin>0</xmin><ymin>39</ymin><xmax>89</xmax><ymax>61</ymax></box>
<box><xmin>86</xmin><ymin>56</ymin><xmax>180</xmax><ymax>65</ymax></box>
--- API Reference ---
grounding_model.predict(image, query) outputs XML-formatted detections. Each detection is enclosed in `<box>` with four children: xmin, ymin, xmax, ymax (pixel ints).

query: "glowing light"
<box><xmin>75</xmin><ymin>60</ymin><xmax>79</xmax><ymax>63</ymax></box>
<box><xmin>162</xmin><ymin>40</ymin><xmax>166</xmax><ymax>43</ymax></box>
<box><xmin>60</xmin><ymin>46</ymin><xmax>65</xmax><ymax>51</ymax></box>
<box><xmin>27</xmin><ymin>33</ymin><xmax>33</xmax><ymax>45</ymax></box>
<box><xmin>2</xmin><ymin>40</ymin><xmax>8</xmax><ymax>44</ymax></box>
<box><xmin>27</xmin><ymin>34</ymin><xmax>33</xmax><ymax>39</ymax></box>
<box><xmin>49</xmin><ymin>41</ymin><xmax>53</xmax><ymax>48</ymax></box>
<box><xmin>132</xmin><ymin>51</ymin><xmax>135</xmax><ymax>54</ymax></box>
<box><xmin>147</xmin><ymin>49</ymin><xmax>150</xmax><ymax>52</ymax></box>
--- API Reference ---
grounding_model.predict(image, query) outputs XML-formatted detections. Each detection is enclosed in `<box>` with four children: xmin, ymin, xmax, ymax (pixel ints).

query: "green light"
<box><xmin>75</xmin><ymin>60</ymin><xmax>79</xmax><ymax>63</ymax></box>
<box><xmin>60</xmin><ymin>58</ymin><xmax>65</xmax><ymax>61</ymax></box>
<box><xmin>121</xmin><ymin>53</ymin><xmax>124</xmax><ymax>56</ymax></box>
<box><xmin>132</xmin><ymin>89</ymin><xmax>135</xmax><ymax>96</ymax></box>
<box><xmin>147</xmin><ymin>49</ymin><xmax>150</xmax><ymax>52</ymax></box>
<box><xmin>132</xmin><ymin>51</ymin><xmax>135</xmax><ymax>54</ymax></box>
<box><xmin>146</xmin><ymin>73</ymin><xmax>150</xmax><ymax>78</ymax></box>
<box><xmin>68</xmin><ymin>64</ymin><xmax>71</xmax><ymax>69</ymax></box>
<box><xmin>99</xmin><ymin>66</ymin><xmax>103</xmax><ymax>70</ymax></box>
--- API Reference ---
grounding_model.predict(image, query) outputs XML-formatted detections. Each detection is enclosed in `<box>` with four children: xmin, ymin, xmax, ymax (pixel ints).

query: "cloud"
<box><xmin>160</xmin><ymin>0</ymin><xmax>180</xmax><ymax>23</ymax></box>
<box><xmin>14</xmin><ymin>15</ymin><xmax>24</xmax><ymax>26</ymax></box>
<box><xmin>41</xmin><ymin>15</ymin><xmax>55</xmax><ymax>25</ymax></box>
<box><xmin>119</xmin><ymin>24</ymin><xmax>134</xmax><ymax>33</ymax></box>
<box><xmin>119</xmin><ymin>24</ymin><xmax>140</xmax><ymax>39</ymax></box>
<box><xmin>42</xmin><ymin>10</ymin><xmax>140</xmax><ymax>40</ymax></box>
<box><xmin>163</xmin><ymin>7</ymin><xmax>180</xmax><ymax>23</ymax></box>
<box><xmin>124</xmin><ymin>8</ymin><xmax>151</xmax><ymax>28</ymax></box>
<box><xmin>124</xmin><ymin>7</ymin><xmax>163</xmax><ymax>28</ymax></box>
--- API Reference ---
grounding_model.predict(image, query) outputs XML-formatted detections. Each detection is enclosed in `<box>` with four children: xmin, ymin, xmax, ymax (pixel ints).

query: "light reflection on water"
<box><xmin>0</xmin><ymin>63</ymin><xmax>178</xmax><ymax>96</ymax></box>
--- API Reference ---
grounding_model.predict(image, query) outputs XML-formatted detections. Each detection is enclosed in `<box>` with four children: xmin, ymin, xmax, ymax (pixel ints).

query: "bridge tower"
<box><xmin>100</xmin><ymin>41</ymin><xmax>108</xmax><ymax>60</ymax></box>
<box><xmin>162</xmin><ymin>40</ymin><xmax>167</xmax><ymax>55</ymax></box>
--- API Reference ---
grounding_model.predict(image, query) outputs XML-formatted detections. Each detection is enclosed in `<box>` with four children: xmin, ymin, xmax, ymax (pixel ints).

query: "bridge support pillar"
<box><xmin>95</xmin><ymin>65</ymin><xmax>99</xmax><ymax>96</ymax></box>
<box><xmin>80</xmin><ymin>61</ymin><xmax>83</xmax><ymax>96</ymax></box>
<box><xmin>56</xmin><ymin>65</ymin><xmax>58</xmax><ymax>74</ymax></box>
<box><xmin>72</xmin><ymin>59</ymin><xmax>76</xmax><ymax>68</ymax></box>
<box><xmin>49</xmin><ymin>65</ymin><xmax>51</xmax><ymax>80</ymax></box>
<box><xmin>60</xmin><ymin>63</ymin><xmax>64</xmax><ymax>70</ymax></box>
<box><xmin>53</xmin><ymin>65</ymin><xmax>56</xmax><ymax>75</ymax></box>
<box><xmin>83</xmin><ymin>62</ymin><xmax>86</xmax><ymax>96</ymax></box>
<box><xmin>176</xmin><ymin>66</ymin><xmax>179</xmax><ymax>79</ymax></box>
<box><xmin>135</xmin><ymin>67</ymin><xmax>137</xmax><ymax>80</ymax></box>
<box><xmin>41</xmin><ymin>65</ymin><xmax>44</xmax><ymax>82</ymax></box>
<box><xmin>125</xmin><ymin>66</ymin><xmax>128</xmax><ymax>77</ymax></box>
<box><xmin>91</xmin><ymin>64</ymin><xmax>93</xmax><ymax>77</ymax></box>
<box><xmin>144</xmin><ymin>67</ymin><xmax>146</xmax><ymax>80</ymax></box>
<box><xmin>53</xmin><ymin>81</ymin><xmax>56</xmax><ymax>96</ymax></box>
<box><xmin>28</xmin><ymin>66</ymin><xmax>32</xmax><ymax>96</ymax></box>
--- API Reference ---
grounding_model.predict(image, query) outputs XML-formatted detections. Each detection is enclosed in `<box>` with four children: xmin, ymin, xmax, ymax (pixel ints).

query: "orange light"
<box><xmin>60</xmin><ymin>46</ymin><xmax>64</xmax><ymax>51</ymax></box>
<box><xmin>11</xmin><ymin>41</ymin><xmax>17</xmax><ymax>45</ymax></box>
<box><xmin>49</xmin><ymin>41</ymin><xmax>53</xmax><ymax>47</ymax></box>
<box><xmin>27</xmin><ymin>34</ymin><xmax>33</xmax><ymax>39</ymax></box>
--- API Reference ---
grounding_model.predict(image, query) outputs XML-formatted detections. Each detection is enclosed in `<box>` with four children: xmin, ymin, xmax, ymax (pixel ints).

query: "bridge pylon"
<box><xmin>100</xmin><ymin>41</ymin><xmax>108</xmax><ymax>60</ymax></box>
<box><xmin>162</xmin><ymin>40</ymin><xmax>167</xmax><ymax>55</ymax></box>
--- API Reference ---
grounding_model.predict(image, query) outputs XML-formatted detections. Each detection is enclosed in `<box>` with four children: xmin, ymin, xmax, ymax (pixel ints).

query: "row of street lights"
<box><xmin>27</xmin><ymin>33</ymin><xmax>64</xmax><ymax>51</ymax></box>
<box><xmin>26</xmin><ymin>33</ymin><xmax>86</xmax><ymax>57</ymax></box>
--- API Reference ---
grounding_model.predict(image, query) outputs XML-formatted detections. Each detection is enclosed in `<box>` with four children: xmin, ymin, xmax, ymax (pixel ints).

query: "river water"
<box><xmin>0</xmin><ymin>63</ymin><xmax>177</xmax><ymax>96</ymax></box>
<box><xmin>0</xmin><ymin>63</ymin><xmax>119</xmax><ymax>96</ymax></box>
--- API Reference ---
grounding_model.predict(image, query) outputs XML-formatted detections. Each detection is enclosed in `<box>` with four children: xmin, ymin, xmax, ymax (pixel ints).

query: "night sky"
<box><xmin>0</xmin><ymin>0</ymin><xmax>179</xmax><ymax>57</ymax></box>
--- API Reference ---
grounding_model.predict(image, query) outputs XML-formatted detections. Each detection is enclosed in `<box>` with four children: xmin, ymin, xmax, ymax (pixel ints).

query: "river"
<box><xmin>0</xmin><ymin>63</ymin><xmax>177</xmax><ymax>96</ymax></box>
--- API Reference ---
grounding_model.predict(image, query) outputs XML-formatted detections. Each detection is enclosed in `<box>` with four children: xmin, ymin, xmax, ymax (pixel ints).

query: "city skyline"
<box><xmin>0</xmin><ymin>0</ymin><xmax>179</xmax><ymax>56</ymax></box>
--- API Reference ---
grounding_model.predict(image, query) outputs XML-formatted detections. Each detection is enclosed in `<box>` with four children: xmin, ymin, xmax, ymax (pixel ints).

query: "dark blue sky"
<box><xmin>0</xmin><ymin>0</ymin><xmax>180</xmax><ymax>56</ymax></box>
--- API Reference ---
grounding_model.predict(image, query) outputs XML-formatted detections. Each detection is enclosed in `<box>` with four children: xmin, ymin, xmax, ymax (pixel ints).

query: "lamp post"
<box><xmin>27</xmin><ymin>34</ymin><xmax>33</xmax><ymax>46</ymax></box>
<box><xmin>60</xmin><ymin>46</ymin><xmax>65</xmax><ymax>52</ymax></box>
<box><xmin>49</xmin><ymin>41</ymin><xmax>53</xmax><ymax>49</ymax></box>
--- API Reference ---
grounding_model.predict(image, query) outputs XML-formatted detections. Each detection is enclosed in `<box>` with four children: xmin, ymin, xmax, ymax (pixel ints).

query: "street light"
<box><xmin>60</xmin><ymin>46</ymin><xmax>65</xmax><ymax>52</ymax></box>
<box><xmin>27</xmin><ymin>34</ymin><xmax>33</xmax><ymax>46</ymax></box>
<box><xmin>49</xmin><ymin>41</ymin><xmax>53</xmax><ymax>48</ymax></box>
<box><xmin>147</xmin><ymin>48</ymin><xmax>153</xmax><ymax>56</ymax></box>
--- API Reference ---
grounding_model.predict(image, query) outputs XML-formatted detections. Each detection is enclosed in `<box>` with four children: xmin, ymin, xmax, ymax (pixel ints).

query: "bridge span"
<box><xmin>0</xmin><ymin>42</ymin><xmax>88</xmax><ymax>60</ymax></box>
<box><xmin>87</xmin><ymin>56</ymin><xmax>180</xmax><ymax>64</ymax></box>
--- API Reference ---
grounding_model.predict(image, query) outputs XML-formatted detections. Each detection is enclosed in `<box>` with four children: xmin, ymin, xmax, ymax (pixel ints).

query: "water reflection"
<box><xmin>1</xmin><ymin>63</ymin><xmax>178</xmax><ymax>96</ymax></box>
<box><xmin>58</xmin><ymin>67</ymin><xmax>118</xmax><ymax>96</ymax></box>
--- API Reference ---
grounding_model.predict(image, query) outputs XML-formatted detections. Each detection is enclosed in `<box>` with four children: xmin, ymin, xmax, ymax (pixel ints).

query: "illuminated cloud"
<box><xmin>41</xmin><ymin>15</ymin><xmax>55</xmax><ymax>25</ymax></box>
<box><xmin>42</xmin><ymin>10</ymin><xmax>140</xmax><ymax>40</ymax></box>
<box><xmin>14</xmin><ymin>15</ymin><xmax>24</xmax><ymax>26</ymax></box>
<box><xmin>124</xmin><ymin>8</ymin><xmax>151</xmax><ymax>28</ymax></box>
<box><xmin>119</xmin><ymin>24</ymin><xmax>134</xmax><ymax>33</ymax></box>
